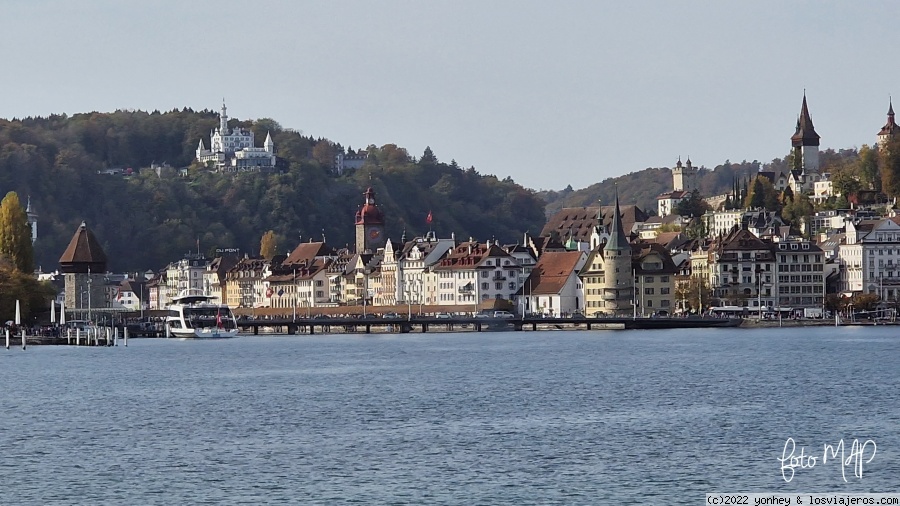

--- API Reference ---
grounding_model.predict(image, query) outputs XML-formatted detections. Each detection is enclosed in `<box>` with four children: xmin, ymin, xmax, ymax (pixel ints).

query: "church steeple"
<box><xmin>791</xmin><ymin>92</ymin><xmax>820</xmax><ymax>147</ymax></box>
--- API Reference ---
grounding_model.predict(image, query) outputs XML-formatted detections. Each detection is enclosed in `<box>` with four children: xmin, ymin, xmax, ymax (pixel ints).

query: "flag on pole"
<box><xmin>426</xmin><ymin>210</ymin><xmax>433</xmax><ymax>224</ymax></box>
<box><xmin>216</xmin><ymin>308</ymin><xmax>223</xmax><ymax>329</ymax></box>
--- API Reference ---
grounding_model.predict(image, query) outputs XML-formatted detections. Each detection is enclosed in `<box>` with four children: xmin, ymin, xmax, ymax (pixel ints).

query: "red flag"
<box><xmin>426</xmin><ymin>210</ymin><xmax>433</xmax><ymax>224</ymax></box>
<box><xmin>216</xmin><ymin>309</ymin><xmax>223</xmax><ymax>329</ymax></box>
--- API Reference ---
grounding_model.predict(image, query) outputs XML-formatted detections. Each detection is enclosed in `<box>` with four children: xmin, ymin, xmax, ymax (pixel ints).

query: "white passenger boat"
<box><xmin>165</xmin><ymin>290</ymin><xmax>239</xmax><ymax>339</ymax></box>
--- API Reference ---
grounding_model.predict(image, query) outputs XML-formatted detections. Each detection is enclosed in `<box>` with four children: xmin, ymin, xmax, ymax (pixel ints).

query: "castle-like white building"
<box><xmin>196</xmin><ymin>101</ymin><xmax>276</xmax><ymax>172</ymax></box>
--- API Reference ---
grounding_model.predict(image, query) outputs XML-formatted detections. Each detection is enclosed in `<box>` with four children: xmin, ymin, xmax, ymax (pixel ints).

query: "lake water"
<box><xmin>1</xmin><ymin>327</ymin><xmax>898</xmax><ymax>504</ymax></box>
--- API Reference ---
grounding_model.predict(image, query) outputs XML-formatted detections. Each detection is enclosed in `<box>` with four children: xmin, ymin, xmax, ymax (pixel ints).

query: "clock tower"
<box><xmin>355</xmin><ymin>187</ymin><xmax>385</xmax><ymax>253</ymax></box>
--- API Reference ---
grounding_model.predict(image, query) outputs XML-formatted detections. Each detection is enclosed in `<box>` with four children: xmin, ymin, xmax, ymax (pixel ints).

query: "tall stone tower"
<box><xmin>601</xmin><ymin>190</ymin><xmax>633</xmax><ymax>316</ymax></box>
<box><xmin>25</xmin><ymin>196</ymin><xmax>37</xmax><ymax>244</ymax></box>
<box><xmin>672</xmin><ymin>156</ymin><xmax>696</xmax><ymax>192</ymax></box>
<box><xmin>354</xmin><ymin>187</ymin><xmax>386</xmax><ymax>253</ymax></box>
<box><xmin>791</xmin><ymin>92</ymin><xmax>821</xmax><ymax>175</ymax></box>
<box><xmin>877</xmin><ymin>98</ymin><xmax>898</xmax><ymax>149</ymax></box>
<box><xmin>59</xmin><ymin>221</ymin><xmax>108</xmax><ymax>315</ymax></box>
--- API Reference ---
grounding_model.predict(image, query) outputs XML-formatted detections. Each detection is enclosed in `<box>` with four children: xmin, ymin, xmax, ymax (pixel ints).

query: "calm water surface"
<box><xmin>0</xmin><ymin>327</ymin><xmax>898</xmax><ymax>504</ymax></box>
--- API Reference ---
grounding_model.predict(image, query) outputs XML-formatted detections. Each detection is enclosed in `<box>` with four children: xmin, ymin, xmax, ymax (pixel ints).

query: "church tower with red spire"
<box><xmin>354</xmin><ymin>187</ymin><xmax>385</xmax><ymax>253</ymax></box>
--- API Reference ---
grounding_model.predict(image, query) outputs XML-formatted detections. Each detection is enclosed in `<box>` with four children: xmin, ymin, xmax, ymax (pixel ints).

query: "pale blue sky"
<box><xmin>3</xmin><ymin>0</ymin><xmax>900</xmax><ymax>190</ymax></box>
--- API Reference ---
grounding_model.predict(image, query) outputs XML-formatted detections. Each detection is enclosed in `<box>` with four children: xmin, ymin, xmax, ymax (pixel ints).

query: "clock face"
<box><xmin>368</xmin><ymin>227</ymin><xmax>382</xmax><ymax>240</ymax></box>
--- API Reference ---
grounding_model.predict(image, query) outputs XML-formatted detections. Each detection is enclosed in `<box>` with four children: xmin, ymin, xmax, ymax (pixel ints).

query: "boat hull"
<box><xmin>170</xmin><ymin>328</ymin><xmax>239</xmax><ymax>339</ymax></box>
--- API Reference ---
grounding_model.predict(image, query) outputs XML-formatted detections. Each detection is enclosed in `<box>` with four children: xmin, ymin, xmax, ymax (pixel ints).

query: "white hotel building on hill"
<box><xmin>196</xmin><ymin>102</ymin><xmax>276</xmax><ymax>172</ymax></box>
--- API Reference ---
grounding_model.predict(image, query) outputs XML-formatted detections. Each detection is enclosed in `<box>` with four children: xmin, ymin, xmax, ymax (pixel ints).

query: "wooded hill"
<box><xmin>540</xmin><ymin>148</ymin><xmax>863</xmax><ymax>214</ymax></box>
<box><xmin>0</xmin><ymin>109</ymin><xmax>546</xmax><ymax>272</ymax></box>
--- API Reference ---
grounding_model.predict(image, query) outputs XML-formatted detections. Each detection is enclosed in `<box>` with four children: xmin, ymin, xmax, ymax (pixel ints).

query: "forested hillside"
<box><xmin>0</xmin><ymin>109</ymin><xmax>546</xmax><ymax>272</ymax></box>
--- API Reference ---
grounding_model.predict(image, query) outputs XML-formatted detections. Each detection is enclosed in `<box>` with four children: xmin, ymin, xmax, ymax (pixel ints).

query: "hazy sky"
<box><xmin>3</xmin><ymin>0</ymin><xmax>900</xmax><ymax>191</ymax></box>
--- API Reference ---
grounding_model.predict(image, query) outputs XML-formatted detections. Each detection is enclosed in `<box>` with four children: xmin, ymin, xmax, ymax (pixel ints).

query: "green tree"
<box><xmin>260</xmin><ymin>230</ymin><xmax>277</xmax><ymax>260</ymax></box>
<box><xmin>685</xmin><ymin>218</ymin><xmax>707</xmax><ymax>240</ymax></box>
<box><xmin>858</xmin><ymin>144</ymin><xmax>880</xmax><ymax>191</ymax></box>
<box><xmin>0</xmin><ymin>192</ymin><xmax>34</xmax><ymax>273</ymax></box>
<box><xmin>674</xmin><ymin>277</ymin><xmax>713</xmax><ymax>313</ymax></box>
<box><xmin>830</xmin><ymin>169</ymin><xmax>862</xmax><ymax>199</ymax></box>
<box><xmin>782</xmin><ymin>193</ymin><xmax>813</xmax><ymax>230</ymax></box>
<box><xmin>744</xmin><ymin>176</ymin><xmax>780</xmax><ymax>210</ymax></box>
<box><xmin>0</xmin><ymin>259</ymin><xmax>55</xmax><ymax>323</ymax></box>
<box><xmin>675</xmin><ymin>189</ymin><xmax>710</xmax><ymax>217</ymax></box>
<box><xmin>780</xmin><ymin>185</ymin><xmax>794</xmax><ymax>205</ymax></box>
<box><xmin>879</xmin><ymin>137</ymin><xmax>900</xmax><ymax>199</ymax></box>
<box><xmin>852</xmin><ymin>293</ymin><xmax>880</xmax><ymax>312</ymax></box>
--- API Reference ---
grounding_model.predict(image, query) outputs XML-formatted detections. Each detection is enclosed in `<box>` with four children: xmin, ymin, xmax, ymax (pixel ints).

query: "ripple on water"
<box><xmin>0</xmin><ymin>328</ymin><xmax>898</xmax><ymax>504</ymax></box>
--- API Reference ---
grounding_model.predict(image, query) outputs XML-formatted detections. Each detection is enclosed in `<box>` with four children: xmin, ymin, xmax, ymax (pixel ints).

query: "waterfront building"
<box><xmin>774</xmin><ymin>238</ymin><xmax>825</xmax><ymax>309</ymax></box>
<box><xmin>195</xmin><ymin>101</ymin><xmax>276</xmax><ymax>172</ymax></box>
<box><xmin>164</xmin><ymin>253</ymin><xmax>209</xmax><ymax>306</ymax></box>
<box><xmin>632</xmin><ymin>243</ymin><xmax>678</xmax><ymax>316</ymax></box>
<box><xmin>203</xmin><ymin>255</ymin><xmax>239</xmax><ymax>305</ymax></box>
<box><xmin>837</xmin><ymin>218</ymin><xmax>900</xmax><ymax>300</ymax></box>
<box><xmin>224</xmin><ymin>257</ymin><xmax>269</xmax><ymax>308</ymax></box>
<box><xmin>433</xmin><ymin>240</ymin><xmax>521</xmax><ymax>309</ymax></box>
<box><xmin>520</xmin><ymin>250</ymin><xmax>586</xmax><ymax>317</ymax></box>
<box><xmin>59</xmin><ymin>221</ymin><xmax>108</xmax><ymax>314</ymax></box>
<box><xmin>382</xmin><ymin>233</ymin><xmax>456</xmax><ymax>307</ymax></box>
<box><xmin>709</xmin><ymin>228</ymin><xmax>775</xmax><ymax>309</ymax></box>
<box><xmin>112</xmin><ymin>278</ymin><xmax>147</xmax><ymax>312</ymax></box>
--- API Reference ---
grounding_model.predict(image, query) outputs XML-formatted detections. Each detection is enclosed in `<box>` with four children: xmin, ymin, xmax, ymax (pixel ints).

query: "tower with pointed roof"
<box><xmin>600</xmin><ymin>190</ymin><xmax>634</xmax><ymax>315</ymax></box>
<box><xmin>355</xmin><ymin>187</ymin><xmax>386</xmax><ymax>253</ymax></box>
<box><xmin>672</xmin><ymin>156</ymin><xmax>696</xmax><ymax>192</ymax></box>
<box><xmin>877</xmin><ymin>98</ymin><xmax>898</xmax><ymax>149</ymax></box>
<box><xmin>59</xmin><ymin>221</ymin><xmax>109</xmax><ymax>313</ymax></box>
<box><xmin>791</xmin><ymin>92</ymin><xmax>821</xmax><ymax>179</ymax></box>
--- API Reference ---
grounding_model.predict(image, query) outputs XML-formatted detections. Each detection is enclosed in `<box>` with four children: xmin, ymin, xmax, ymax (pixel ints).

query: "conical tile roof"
<box><xmin>59</xmin><ymin>221</ymin><xmax>107</xmax><ymax>273</ymax></box>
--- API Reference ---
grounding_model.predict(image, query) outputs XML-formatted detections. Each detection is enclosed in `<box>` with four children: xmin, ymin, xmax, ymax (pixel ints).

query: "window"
<box><xmin>644</xmin><ymin>288</ymin><xmax>654</xmax><ymax>295</ymax></box>
<box><xmin>481</xmin><ymin>271</ymin><xmax>489</xmax><ymax>278</ymax></box>
<box><xmin>645</xmin><ymin>276</ymin><xmax>654</xmax><ymax>283</ymax></box>
<box><xmin>495</xmin><ymin>282</ymin><xmax>502</xmax><ymax>290</ymax></box>
<box><xmin>481</xmin><ymin>282</ymin><xmax>488</xmax><ymax>290</ymax></box>
<box><xmin>661</xmin><ymin>287</ymin><xmax>670</xmax><ymax>295</ymax></box>
<box><xmin>660</xmin><ymin>276</ymin><xmax>669</xmax><ymax>283</ymax></box>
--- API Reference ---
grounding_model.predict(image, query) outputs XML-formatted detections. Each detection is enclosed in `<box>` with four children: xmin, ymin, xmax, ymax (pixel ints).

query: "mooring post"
<box><xmin>114</xmin><ymin>327</ymin><xmax>118</xmax><ymax>346</ymax></box>
<box><xmin>76</xmin><ymin>328</ymin><xmax>81</xmax><ymax>346</ymax></box>
<box><xmin>21</xmin><ymin>329</ymin><xmax>26</xmax><ymax>350</ymax></box>
<box><xmin>124</xmin><ymin>327</ymin><xmax>128</xmax><ymax>347</ymax></box>
<box><xmin>5</xmin><ymin>328</ymin><xmax>9</xmax><ymax>350</ymax></box>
